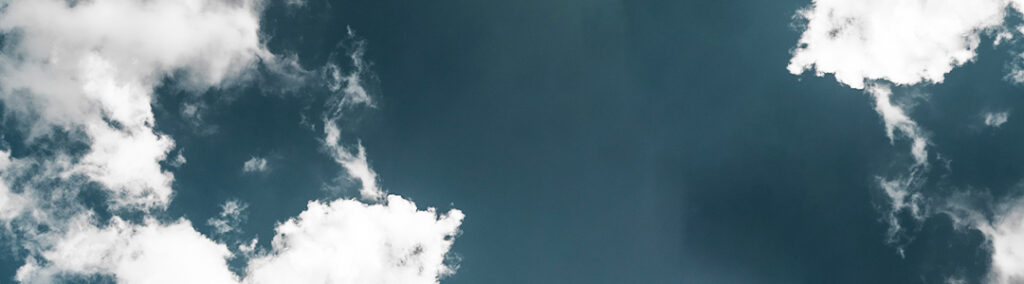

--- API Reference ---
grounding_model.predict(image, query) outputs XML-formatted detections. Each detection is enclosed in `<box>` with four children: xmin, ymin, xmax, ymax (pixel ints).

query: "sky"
<box><xmin>7</xmin><ymin>0</ymin><xmax>1024</xmax><ymax>283</ymax></box>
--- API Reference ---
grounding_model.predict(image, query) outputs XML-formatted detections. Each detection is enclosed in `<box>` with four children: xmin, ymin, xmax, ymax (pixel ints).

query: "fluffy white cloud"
<box><xmin>247</xmin><ymin>195</ymin><xmax>464</xmax><ymax>284</ymax></box>
<box><xmin>243</xmin><ymin>156</ymin><xmax>269</xmax><ymax>173</ymax></box>
<box><xmin>0</xmin><ymin>1</ymin><xmax>464</xmax><ymax>283</ymax></box>
<box><xmin>789</xmin><ymin>0</ymin><xmax>1024</xmax><ymax>280</ymax></box>
<box><xmin>982</xmin><ymin>207</ymin><xmax>1024</xmax><ymax>283</ymax></box>
<box><xmin>789</xmin><ymin>0</ymin><xmax>1008</xmax><ymax>89</ymax></box>
<box><xmin>0</xmin><ymin>0</ymin><xmax>266</xmax><ymax>209</ymax></box>
<box><xmin>986</xmin><ymin>111</ymin><xmax>1011</xmax><ymax>127</ymax></box>
<box><xmin>0</xmin><ymin>150</ymin><xmax>29</xmax><ymax>221</ymax></box>
<box><xmin>946</xmin><ymin>196</ymin><xmax>1024</xmax><ymax>284</ymax></box>
<box><xmin>18</xmin><ymin>196</ymin><xmax>462</xmax><ymax>284</ymax></box>
<box><xmin>16</xmin><ymin>217</ymin><xmax>238</xmax><ymax>284</ymax></box>
<box><xmin>248</xmin><ymin>30</ymin><xmax>465</xmax><ymax>284</ymax></box>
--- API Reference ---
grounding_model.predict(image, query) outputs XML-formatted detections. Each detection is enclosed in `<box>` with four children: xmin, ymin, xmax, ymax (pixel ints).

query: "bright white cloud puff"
<box><xmin>0</xmin><ymin>0</ymin><xmax>464</xmax><ymax>283</ymax></box>
<box><xmin>243</xmin><ymin>156</ymin><xmax>269</xmax><ymax>173</ymax></box>
<box><xmin>790</xmin><ymin>0</ymin><xmax>1024</xmax><ymax>281</ymax></box>
<box><xmin>986</xmin><ymin>111</ymin><xmax>1011</xmax><ymax>127</ymax></box>
<box><xmin>789</xmin><ymin>0</ymin><xmax>1009</xmax><ymax>89</ymax></box>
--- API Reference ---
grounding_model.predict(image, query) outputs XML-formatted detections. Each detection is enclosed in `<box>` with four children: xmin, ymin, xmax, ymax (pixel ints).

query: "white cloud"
<box><xmin>0</xmin><ymin>1</ymin><xmax>464</xmax><ymax>283</ymax></box>
<box><xmin>17</xmin><ymin>216</ymin><xmax>238</xmax><ymax>284</ymax></box>
<box><xmin>325</xmin><ymin>29</ymin><xmax>374</xmax><ymax>108</ymax></box>
<box><xmin>867</xmin><ymin>85</ymin><xmax>929</xmax><ymax>166</ymax></box>
<box><xmin>170</xmin><ymin>149</ymin><xmax>188</xmax><ymax>168</ymax></box>
<box><xmin>0</xmin><ymin>150</ymin><xmax>30</xmax><ymax>221</ymax></box>
<box><xmin>877</xmin><ymin>173</ymin><xmax>926</xmax><ymax>256</ymax></box>
<box><xmin>17</xmin><ymin>197</ymin><xmax>462</xmax><ymax>284</ymax></box>
<box><xmin>180</xmin><ymin>102</ymin><xmax>220</xmax><ymax>135</ymax></box>
<box><xmin>207</xmin><ymin>200</ymin><xmax>248</xmax><ymax>235</ymax></box>
<box><xmin>243</xmin><ymin>157</ymin><xmax>269</xmax><ymax>173</ymax></box>
<box><xmin>986</xmin><ymin>111</ymin><xmax>1011</xmax><ymax>127</ymax></box>
<box><xmin>945</xmin><ymin>195</ymin><xmax>1024</xmax><ymax>284</ymax></box>
<box><xmin>983</xmin><ymin>209</ymin><xmax>1024</xmax><ymax>283</ymax></box>
<box><xmin>0</xmin><ymin>0</ymin><xmax>266</xmax><ymax>209</ymax></box>
<box><xmin>946</xmin><ymin>277</ymin><xmax>968</xmax><ymax>284</ymax></box>
<box><xmin>285</xmin><ymin>0</ymin><xmax>308</xmax><ymax>7</ymax></box>
<box><xmin>324</xmin><ymin>121</ymin><xmax>382</xmax><ymax>201</ymax></box>
<box><xmin>246</xmin><ymin>30</ymin><xmax>466</xmax><ymax>283</ymax></box>
<box><xmin>861</xmin><ymin>85</ymin><xmax>931</xmax><ymax>251</ymax></box>
<box><xmin>321</xmin><ymin>29</ymin><xmax>383</xmax><ymax>201</ymax></box>
<box><xmin>789</xmin><ymin>0</ymin><xmax>1008</xmax><ymax>89</ymax></box>
<box><xmin>782</xmin><ymin>0</ymin><xmax>1024</xmax><ymax>270</ymax></box>
<box><xmin>246</xmin><ymin>195</ymin><xmax>464</xmax><ymax>284</ymax></box>
<box><xmin>74</xmin><ymin>109</ymin><xmax>176</xmax><ymax>209</ymax></box>
<box><xmin>790</xmin><ymin>0</ymin><xmax>1024</xmax><ymax>279</ymax></box>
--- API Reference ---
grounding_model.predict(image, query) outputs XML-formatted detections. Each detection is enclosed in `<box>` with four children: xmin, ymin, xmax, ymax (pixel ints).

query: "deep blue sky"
<box><xmin>7</xmin><ymin>0</ymin><xmax>1024</xmax><ymax>283</ymax></box>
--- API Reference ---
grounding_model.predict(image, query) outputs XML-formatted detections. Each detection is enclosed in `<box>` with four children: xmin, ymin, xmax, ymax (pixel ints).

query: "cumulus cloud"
<box><xmin>0</xmin><ymin>0</ymin><xmax>267</xmax><ymax>279</ymax></box>
<box><xmin>0</xmin><ymin>0</ymin><xmax>463</xmax><ymax>283</ymax></box>
<box><xmin>981</xmin><ymin>204</ymin><xmax>1024</xmax><ymax>283</ymax></box>
<box><xmin>789</xmin><ymin>0</ymin><xmax>975</xmax><ymax>245</ymax></box>
<box><xmin>17</xmin><ymin>217</ymin><xmax>238</xmax><ymax>284</ymax></box>
<box><xmin>247</xmin><ymin>196</ymin><xmax>464</xmax><ymax>284</ymax></box>
<box><xmin>788</xmin><ymin>0</ymin><xmax>1014</xmax><ymax>232</ymax></box>
<box><xmin>943</xmin><ymin>194</ymin><xmax>1024</xmax><ymax>284</ymax></box>
<box><xmin>17</xmin><ymin>197</ymin><xmax>464</xmax><ymax>284</ymax></box>
<box><xmin>243</xmin><ymin>156</ymin><xmax>269</xmax><ymax>173</ymax></box>
<box><xmin>986</xmin><ymin>111</ymin><xmax>1011</xmax><ymax>127</ymax></box>
<box><xmin>789</xmin><ymin>0</ymin><xmax>1024</xmax><ymax>279</ymax></box>
<box><xmin>788</xmin><ymin>0</ymin><xmax>1008</xmax><ymax>89</ymax></box>
<box><xmin>251</xmin><ymin>30</ymin><xmax>466</xmax><ymax>283</ymax></box>
<box><xmin>0</xmin><ymin>0</ymin><xmax>266</xmax><ymax>209</ymax></box>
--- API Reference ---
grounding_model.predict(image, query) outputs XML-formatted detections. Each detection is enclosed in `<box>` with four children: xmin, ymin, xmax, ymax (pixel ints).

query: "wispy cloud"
<box><xmin>321</xmin><ymin>29</ymin><xmax>384</xmax><ymax>201</ymax></box>
<box><xmin>868</xmin><ymin>84</ymin><xmax>929</xmax><ymax>166</ymax></box>
<box><xmin>0</xmin><ymin>0</ymin><xmax>463</xmax><ymax>283</ymax></box>
<box><xmin>207</xmin><ymin>200</ymin><xmax>248</xmax><ymax>235</ymax></box>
